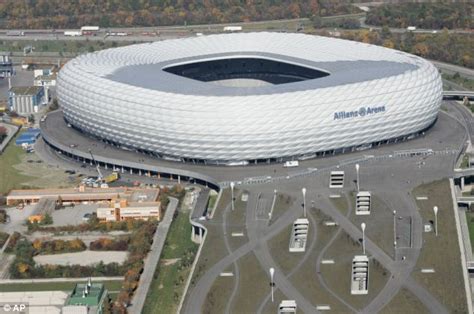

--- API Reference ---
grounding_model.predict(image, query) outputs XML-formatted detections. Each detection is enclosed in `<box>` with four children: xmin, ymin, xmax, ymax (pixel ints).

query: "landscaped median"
<box><xmin>142</xmin><ymin>189</ymin><xmax>199</xmax><ymax>314</ymax></box>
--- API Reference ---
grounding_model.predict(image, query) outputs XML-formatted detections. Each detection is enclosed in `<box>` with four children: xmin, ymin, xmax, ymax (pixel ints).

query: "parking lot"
<box><xmin>51</xmin><ymin>204</ymin><xmax>99</xmax><ymax>226</ymax></box>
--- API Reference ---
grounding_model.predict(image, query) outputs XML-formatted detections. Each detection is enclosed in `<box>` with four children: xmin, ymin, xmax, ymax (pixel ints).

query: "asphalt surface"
<box><xmin>182</xmin><ymin>109</ymin><xmax>466</xmax><ymax>313</ymax></box>
<box><xmin>41</xmin><ymin>108</ymin><xmax>463</xmax><ymax>185</ymax></box>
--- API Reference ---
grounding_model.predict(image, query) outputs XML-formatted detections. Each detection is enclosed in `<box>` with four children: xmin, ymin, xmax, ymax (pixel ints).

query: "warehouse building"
<box><xmin>8</xmin><ymin>86</ymin><xmax>45</xmax><ymax>114</ymax></box>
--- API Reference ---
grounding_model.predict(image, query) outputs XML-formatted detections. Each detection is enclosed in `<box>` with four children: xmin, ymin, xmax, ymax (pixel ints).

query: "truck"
<box><xmin>104</xmin><ymin>172</ymin><xmax>119</xmax><ymax>183</ymax></box>
<box><xmin>81</xmin><ymin>26</ymin><xmax>100</xmax><ymax>32</ymax></box>
<box><xmin>6</xmin><ymin>31</ymin><xmax>24</xmax><ymax>36</ymax></box>
<box><xmin>407</xmin><ymin>26</ymin><xmax>417</xmax><ymax>31</ymax></box>
<box><xmin>283</xmin><ymin>161</ymin><xmax>299</xmax><ymax>168</ymax></box>
<box><xmin>223</xmin><ymin>26</ymin><xmax>242</xmax><ymax>32</ymax></box>
<box><xmin>64</xmin><ymin>31</ymin><xmax>82</xmax><ymax>37</ymax></box>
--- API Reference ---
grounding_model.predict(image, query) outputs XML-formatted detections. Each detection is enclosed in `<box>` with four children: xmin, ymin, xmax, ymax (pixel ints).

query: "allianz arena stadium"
<box><xmin>57</xmin><ymin>32</ymin><xmax>442</xmax><ymax>165</ymax></box>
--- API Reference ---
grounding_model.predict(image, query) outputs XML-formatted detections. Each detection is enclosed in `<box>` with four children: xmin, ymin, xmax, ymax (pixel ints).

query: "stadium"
<box><xmin>57</xmin><ymin>32</ymin><xmax>442</xmax><ymax>165</ymax></box>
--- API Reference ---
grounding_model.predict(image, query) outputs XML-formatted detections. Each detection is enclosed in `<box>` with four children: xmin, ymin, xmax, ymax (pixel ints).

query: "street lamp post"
<box><xmin>269</xmin><ymin>267</ymin><xmax>275</xmax><ymax>302</ymax></box>
<box><xmin>355</xmin><ymin>163</ymin><xmax>360</xmax><ymax>192</ymax></box>
<box><xmin>433</xmin><ymin>206</ymin><xmax>438</xmax><ymax>236</ymax></box>
<box><xmin>230</xmin><ymin>182</ymin><xmax>235</xmax><ymax>211</ymax></box>
<box><xmin>393</xmin><ymin>210</ymin><xmax>397</xmax><ymax>248</ymax></box>
<box><xmin>302</xmin><ymin>187</ymin><xmax>307</xmax><ymax>218</ymax></box>
<box><xmin>361</xmin><ymin>222</ymin><xmax>366</xmax><ymax>255</ymax></box>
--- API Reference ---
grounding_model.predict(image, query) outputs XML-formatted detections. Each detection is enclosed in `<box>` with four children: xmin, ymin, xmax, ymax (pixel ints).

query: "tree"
<box><xmin>40</xmin><ymin>213</ymin><xmax>53</xmax><ymax>225</ymax></box>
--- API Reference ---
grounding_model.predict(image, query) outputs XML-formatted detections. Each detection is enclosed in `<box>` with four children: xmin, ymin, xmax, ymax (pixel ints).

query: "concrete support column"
<box><xmin>139</xmin><ymin>169</ymin><xmax>142</xmax><ymax>176</ymax></box>
<box><xmin>461</xmin><ymin>177</ymin><xmax>465</xmax><ymax>190</ymax></box>
<box><xmin>199</xmin><ymin>227</ymin><xmax>203</xmax><ymax>242</ymax></box>
<box><xmin>130</xmin><ymin>168</ymin><xmax>133</xmax><ymax>175</ymax></box>
<box><xmin>178</xmin><ymin>175</ymin><xmax>181</xmax><ymax>184</ymax></box>
<box><xmin>104</xmin><ymin>164</ymin><xmax>108</xmax><ymax>170</ymax></box>
<box><xmin>158</xmin><ymin>173</ymin><xmax>161</xmax><ymax>179</ymax></box>
<box><xmin>121</xmin><ymin>167</ymin><xmax>124</xmax><ymax>174</ymax></box>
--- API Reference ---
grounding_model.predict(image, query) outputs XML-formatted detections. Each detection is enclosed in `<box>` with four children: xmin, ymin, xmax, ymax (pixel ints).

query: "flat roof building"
<box><xmin>6</xmin><ymin>186</ymin><xmax>159</xmax><ymax>206</ymax></box>
<box><xmin>9</xmin><ymin>86</ymin><xmax>45</xmax><ymax>114</ymax></box>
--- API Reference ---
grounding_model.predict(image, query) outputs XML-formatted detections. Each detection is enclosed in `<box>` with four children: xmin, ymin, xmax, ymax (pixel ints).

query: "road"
<box><xmin>435</xmin><ymin>60</ymin><xmax>474</xmax><ymax>80</ymax></box>
<box><xmin>0</xmin><ymin>123</ymin><xmax>18</xmax><ymax>154</ymax></box>
<box><xmin>129</xmin><ymin>197</ymin><xmax>179</xmax><ymax>313</ymax></box>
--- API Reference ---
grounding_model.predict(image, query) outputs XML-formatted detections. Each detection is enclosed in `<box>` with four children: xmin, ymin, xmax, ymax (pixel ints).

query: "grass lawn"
<box><xmin>0</xmin><ymin>280</ymin><xmax>122</xmax><ymax>293</ymax></box>
<box><xmin>289</xmin><ymin>209</ymin><xmax>348</xmax><ymax>312</ymax></box>
<box><xmin>267</xmin><ymin>222</ymin><xmax>305</xmax><ymax>275</ymax></box>
<box><xmin>207</xmin><ymin>192</ymin><xmax>218</xmax><ymax>211</ymax></box>
<box><xmin>202</xmin><ymin>269</ymin><xmax>235</xmax><ymax>314</ymax></box>
<box><xmin>465</xmin><ymin>211</ymin><xmax>474</xmax><ymax>252</ymax></box>
<box><xmin>412</xmin><ymin>179</ymin><xmax>467</xmax><ymax>313</ymax></box>
<box><xmin>0</xmin><ymin>136</ymin><xmax>34</xmax><ymax>194</ymax></box>
<box><xmin>230</xmin><ymin>252</ymin><xmax>270</xmax><ymax>313</ymax></box>
<box><xmin>142</xmin><ymin>209</ymin><xmax>198</xmax><ymax>314</ymax></box>
<box><xmin>330</xmin><ymin>193</ymin><xmax>349</xmax><ymax>216</ymax></box>
<box><xmin>269</xmin><ymin>193</ymin><xmax>294</xmax><ymax>225</ymax></box>
<box><xmin>350</xmin><ymin>195</ymin><xmax>395</xmax><ymax>258</ymax></box>
<box><xmin>188</xmin><ymin>189</ymin><xmax>231</xmax><ymax>290</ymax></box>
<box><xmin>227</xmin><ymin>190</ymin><xmax>249</xmax><ymax>251</ymax></box>
<box><xmin>203</xmin><ymin>252</ymin><xmax>269</xmax><ymax>313</ymax></box>
<box><xmin>320</xmin><ymin>231</ymin><xmax>390</xmax><ymax>310</ymax></box>
<box><xmin>460</xmin><ymin>154</ymin><xmax>470</xmax><ymax>169</ymax></box>
<box><xmin>261</xmin><ymin>289</ymin><xmax>287</xmax><ymax>314</ymax></box>
<box><xmin>380</xmin><ymin>288</ymin><xmax>428</xmax><ymax>314</ymax></box>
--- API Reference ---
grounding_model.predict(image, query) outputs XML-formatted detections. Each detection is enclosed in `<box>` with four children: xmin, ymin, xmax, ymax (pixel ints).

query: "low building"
<box><xmin>351</xmin><ymin>255</ymin><xmax>369</xmax><ymax>295</ymax></box>
<box><xmin>289</xmin><ymin>218</ymin><xmax>309</xmax><ymax>253</ymax></box>
<box><xmin>15</xmin><ymin>128</ymin><xmax>41</xmax><ymax>146</ymax></box>
<box><xmin>8</xmin><ymin>86</ymin><xmax>45</xmax><ymax>114</ymax></box>
<box><xmin>355</xmin><ymin>191</ymin><xmax>371</xmax><ymax>216</ymax></box>
<box><xmin>34</xmin><ymin>73</ymin><xmax>57</xmax><ymax>87</ymax></box>
<box><xmin>63</xmin><ymin>281</ymin><xmax>108</xmax><ymax>314</ymax></box>
<box><xmin>7</xmin><ymin>186</ymin><xmax>161</xmax><ymax>222</ymax></box>
<box><xmin>0</xmin><ymin>53</ymin><xmax>13</xmax><ymax>78</ymax></box>
<box><xmin>7</xmin><ymin>186</ymin><xmax>130</xmax><ymax>205</ymax></box>
<box><xmin>97</xmin><ymin>190</ymin><xmax>161</xmax><ymax>222</ymax></box>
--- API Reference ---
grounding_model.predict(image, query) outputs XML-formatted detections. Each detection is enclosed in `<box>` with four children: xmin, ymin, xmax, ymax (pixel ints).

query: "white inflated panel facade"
<box><xmin>57</xmin><ymin>32</ymin><xmax>442</xmax><ymax>163</ymax></box>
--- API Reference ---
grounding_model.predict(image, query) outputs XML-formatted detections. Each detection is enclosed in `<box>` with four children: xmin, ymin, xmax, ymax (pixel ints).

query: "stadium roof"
<box><xmin>67</xmin><ymin>32</ymin><xmax>422</xmax><ymax>97</ymax></box>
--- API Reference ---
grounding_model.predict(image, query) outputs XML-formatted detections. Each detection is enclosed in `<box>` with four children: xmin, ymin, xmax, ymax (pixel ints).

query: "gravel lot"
<box><xmin>34</xmin><ymin>250</ymin><xmax>128</xmax><ymax>266</ymax></box>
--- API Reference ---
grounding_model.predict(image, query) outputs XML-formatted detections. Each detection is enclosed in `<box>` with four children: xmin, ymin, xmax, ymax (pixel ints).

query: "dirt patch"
<box><xmin>161</xmin><ymin>258</ymin><xmax>180</xmax><ymax>266</ymax></box>
<box><xmin>34</xmin><ymin>250</ymin><xmax>128</xmax><ymax>266</ymax></box>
